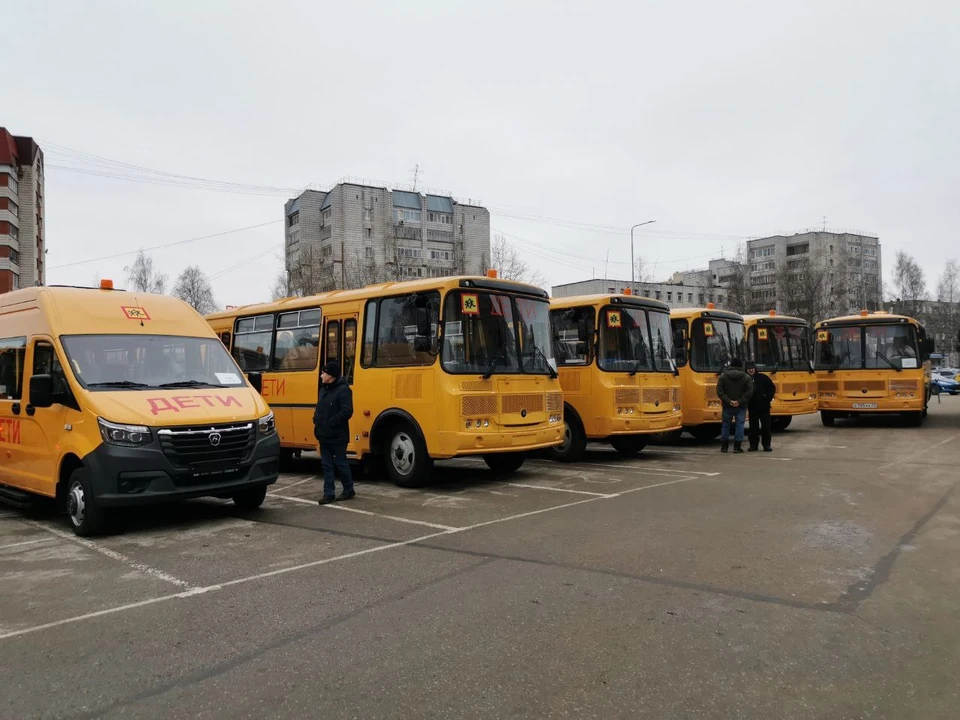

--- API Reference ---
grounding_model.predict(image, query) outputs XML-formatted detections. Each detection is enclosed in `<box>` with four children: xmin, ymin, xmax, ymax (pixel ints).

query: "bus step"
<box><xmin>0</xmin><ymin>485</ymin><xmax>34</xmax><ymax>508</ymax></box>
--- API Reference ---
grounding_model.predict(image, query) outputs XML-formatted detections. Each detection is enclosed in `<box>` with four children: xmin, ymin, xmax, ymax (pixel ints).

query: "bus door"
<box><xmin>322</xmin><ymin>314</ymin><xmax>360</xmax><ymax>453</ymax></box>
<box><xmin>19</xmin><ymin>338</ymin><xmax>72</xmax><ymax>495</ymax></box>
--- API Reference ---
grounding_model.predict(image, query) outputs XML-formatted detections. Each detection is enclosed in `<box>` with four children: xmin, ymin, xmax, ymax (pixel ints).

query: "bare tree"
<box><xmin>172</xmin><ymin>265</ymin><xmax>218</xmax><ymax>314</ymax></box>
<box><xmin>489</xmin><ymin>234</ymin><xmax>546</xmax><ymax>287</ymax></box>
<box><xmin>936</xmin><ymin>259</ymin><xmax>959</xmax><ymax>305</ymax></box>
<box><xmin>124</xmin><ymin>249</ymin><xmax>167</xmax><ymax>294</ymax></box>
<box><xmin>774</xmin><ymin>256</ymin><xmax>848</xmax><ymax>327</ymax></box>
<box><xmin>277</xmin><ymin>245</ymin><xmax>336</xmax><ymax>298</ymax></box>
<box><xmin>891</xmin><ymin>250</ymin><xmax>926</xmax><ymax>316</ymax></box>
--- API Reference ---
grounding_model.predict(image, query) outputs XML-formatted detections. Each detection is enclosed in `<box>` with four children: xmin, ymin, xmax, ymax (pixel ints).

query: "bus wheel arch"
<box><xmin>371</xmin><ymin>410</ymin><xmax>434</xmax><ymax>488</ymax></box>
<box><xmin>56</xmin><ymin>454</ymin><xmax>85</xmax><ymax>506</ymax></box>
<box><xmin>546</xmin><ymin>404</ymin><xmax>587</xmax><ymax>463</ymax></box>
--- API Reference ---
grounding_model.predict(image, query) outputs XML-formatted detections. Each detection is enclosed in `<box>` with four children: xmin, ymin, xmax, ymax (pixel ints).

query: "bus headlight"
<box><xmin>258</xmin><ymin>412</ymin><xmax>276</xmax><ymax>436</ymax></box>
<box><xmin>99</xmin><ymin>418</ymin><xmax>151</xmax><ymax>447</ymax></box>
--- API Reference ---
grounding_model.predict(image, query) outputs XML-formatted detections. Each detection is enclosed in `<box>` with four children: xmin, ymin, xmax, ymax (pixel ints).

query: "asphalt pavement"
<box><xmin>1</xmin><ymin>399</ymin><xmax>959</xmax><ymax>719</ymax></box>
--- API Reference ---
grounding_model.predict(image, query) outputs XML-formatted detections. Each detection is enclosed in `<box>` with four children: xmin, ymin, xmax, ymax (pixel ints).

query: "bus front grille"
<box><xmin>158</xmin><ymin>423</ymin><xmax>255</xmax><ymax>472</ymax></box>
<box><xmin>615</xmin><ymin>388</ymin><xmax>641</xmax><ymax>405</ymax></box>
<box><xmin>546</xmin><ymin>392</ymin><xmax>563</xmax><ymax>414</ymax></box>
<box><xmin>501</xmin><ymin>394</ymin><xmax>544</xmax><ymax>414</ymax></box>
<box><xmin>461</xmin><ymin>395</ymin><xmax>498</xmax><ymax>417</ymax></box>
<box><xmin>642</xmin><ymin>388</ymin><xmax>671</xmax><ymax>405</ymax></box>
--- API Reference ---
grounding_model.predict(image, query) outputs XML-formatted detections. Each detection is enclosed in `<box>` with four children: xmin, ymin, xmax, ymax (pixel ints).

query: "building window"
<box><xmin>366</xmin><ymin>228</ymin><xmax>372</xmax><ymax>238</ymax></box>
<box><xmin>393</xmin><ymin>208</ymin><xmax>421</xmax><ymax>223</ymax></box>
<box><xmin>429</xmin><ymin>249</ymin><xmax>454</xmax><ymax>261</ymax></box>
<box><xmin>655</xmin><ymin>291</ymin><xmax>662</xmax><ymax>300</ymax></box>
<box><xmin>786</xmin><ymin>243</ymin><xmax>808</xmax><ymax>256</ymax></box>
<box><xmin>363</xmin><ymin>208</ymin><xmax>373</xmax><ymax>222</ymax></box>
<box><xmin>0</xmin><ymin>173</ymin><xmax>17</xmax><ymax>194</ymax></box>
<box><xmin>8</xmin><ymin>250</ymin><xmax>18</xmax><ymax>265</ymax></box>
<box><xmin>397</xmin><ymin>247</ymin><xmax>422</xmax><ymax>260</ymax></box>
<box><xmin>688</xmin><ymin>293</ymin><xmax>693</xmax><ymax>302</ymax></box>
<box><xmin>0</xmin><ymin>198</ymin><xmax>18</xmax><ymax>218</ymax></box>
<box><xmin>321</xmin><ymin>209</ymin><xmax>332</xmax><ymax>224</ymax></box>
<box><xmin>287</xmin><ymin>212</ymin><xmax>299</xmax><ymax>227</ymax></box>
<box><xmin>427</xmin><ymin>212</ymin><xmax>452</xmax><ymax>224</ymax></box>
<box><xmin>365</xmin><ymin>246</ymin><xmax>374</xmax><ymax>259</ymax></box>
<box><xmin>667</xmin><ymin>292</ymin><xmax>672</xmax><ymax>302</ymax></box>
<box><xmin>11</xmin><ymin>274</ymin><xmax>18</xmax><ymax>289</ymax></box>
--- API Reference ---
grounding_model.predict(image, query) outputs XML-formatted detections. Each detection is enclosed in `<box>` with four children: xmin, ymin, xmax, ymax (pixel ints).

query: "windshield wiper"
<box><xmin>529</xmin><ymin>342</ymin><xmax>558</xmax><ymax>378</ymax></box>
<box><xmin>86</xmin><ymin>381</ymin><xmax>150</xmax><ymax>388</ymax></box>
<box><xmin>482</xmin><ymin>343</ymin><xmax>510</xmax><ymax>380</ymax></box>
<box><xmin>156</xmin><ymin>380</ymin><xmax>220</xmax><ymax>388</ymax></box>
<box><xmin>628</xmin><ymin>357</ymin><xmax>648</xmax><ymax>377</ymax></box>
<box><xmin>875</xmin><ymin>350</ymin><xmax>901</xmax><ymax>372</ymax></box>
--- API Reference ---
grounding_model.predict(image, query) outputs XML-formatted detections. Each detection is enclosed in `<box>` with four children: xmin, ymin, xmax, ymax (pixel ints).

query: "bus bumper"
<box><xmin>82</xmin><ymin>434</ymin><xmax>281</xmax><ymax>507</ymax></box>
<box><xmin>682</xmin><ymin>406</ymin><xmax>723</xmax><ymax>427</ymax></box>
<box><xmin>772</xmin><ymin>398</ymin><xmax>818</xmax><ymax>417</ymax></box>
<box><xmin>591</xmin><ymin>413</ymin><xmax>682</xmax><ymax>438</ymax></box>
<box><xmin>818</xmin><ymin>398</ymin><xmax>925</xmax><ymax>413</ymax></box>
<box><xmin>436</xmin><ymin>425</ymin><xmax>564</xmax><ymax>458</ymax></box>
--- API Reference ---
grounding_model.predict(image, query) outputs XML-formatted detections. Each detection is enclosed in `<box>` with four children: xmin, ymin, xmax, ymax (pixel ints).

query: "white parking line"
<box><xmin>269</xmin><ymin>494</ymin><xmax>461</xmax><ymax>531</ymax></box>
<box><xmin>529</xmin><ymin>459</ymin><xmax>720</xmax><ymax>477</ymax></box>
<box><xmin>20</xmin><ymin>521</ymin><xmax>198</xmax><ymax>591</ymax></box>
<box><xmin>505</xmin><ymin>483</ymin><xmax>614</xmax><ymax>498</ymax></box>
<box><xmin>1</xmin><ymin>472</ymin><xmax>708</xmax><ymax>641</ymax></box>
<box><xmin>267</xmin><ymin>476</ymin><xmax>316</xmax><ymax>493</ymax></box>
<box><xmin>0</xmin><ymin>537</ymin><xmax>55</xmax><ymax>551</ymax></box>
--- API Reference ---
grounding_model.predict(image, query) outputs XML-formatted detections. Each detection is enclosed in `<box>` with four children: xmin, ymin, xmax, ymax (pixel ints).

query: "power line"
<box><xmin>48</xmin><ymin>220</ymin><xmax>281</xmax><ymax>270</ymax></box>
<box><xmin>209</xmin><ymin>246</ymin><xmax>283</xmax><ymax>280</ymax></box>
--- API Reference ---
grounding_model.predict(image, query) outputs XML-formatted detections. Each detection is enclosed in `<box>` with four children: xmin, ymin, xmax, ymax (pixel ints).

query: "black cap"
<box><xmin>321</xmin><ymin>361</ymin><xmax>341</xmax><ymax>378</ymax></box>
<box><xmin>745</xmin><ymin>361</ymin><xmax>757</xmax><ymax>370</ymax></box>
<box><xmin>729</xmin><ymin>357</ymin><xmax>743</xmax><ymax>368</ymax></box>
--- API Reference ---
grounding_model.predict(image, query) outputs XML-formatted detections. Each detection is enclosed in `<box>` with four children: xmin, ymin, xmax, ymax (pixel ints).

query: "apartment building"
<box><xmin>283</xmin><ymin>181</ymin><xmax>490</xmax><ymax>293</ymax></box>
<box><xmin>745</xmin><ymin>231</ymin><xmax>882</xmax><ymax>314</ymax></box>
<box><xmin>0</xmin><ymin>129</ymin><xmax>45</xmax><ymax>293</ymax></box>
<box><xmin>550</xmin><ymin>278</ymin><xmax>732</xmax><ymax>310</ymax></box>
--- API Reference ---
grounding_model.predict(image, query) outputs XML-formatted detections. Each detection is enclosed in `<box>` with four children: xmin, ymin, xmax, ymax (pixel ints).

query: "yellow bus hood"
<box><xmin>84</xmin><ymin>389</ymin><xmax>270</xmax><ymax>427</ymax></box>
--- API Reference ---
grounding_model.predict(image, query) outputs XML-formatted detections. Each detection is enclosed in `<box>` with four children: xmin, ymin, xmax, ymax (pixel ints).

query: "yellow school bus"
<box><xmin>742</xmin><ymin>312</ymin><xmax>818</xmax><ymax>431</ymax></box>
<box><xmin>670</xmin><ymin>305</ymin><xmax>745</xmax><ymax>441</ymax></box>
<box><xmin>0</xmin><ymin>281</ymin><xmax>280</xmax><ymax>536</ymax></box>
<box><xmin>548</xmin><ymin>293</ymin><xmax>681</xmax><ymax>461</ymax></box>
<box><xmin>814</xmin><ymin>310</ymin><xmax>934</xmax><ymax>426</ymax></box>
<box><xmin>206</xmin><ymin>274</ymin><xmax>564</xmax><ymax>487</ymax></box>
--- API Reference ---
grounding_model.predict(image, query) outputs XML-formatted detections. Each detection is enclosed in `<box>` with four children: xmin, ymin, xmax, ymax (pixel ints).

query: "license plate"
<box><xmin>851</xmin><ymin>403</ymin><xmax>878</xmax><ymax>409</ymax></box>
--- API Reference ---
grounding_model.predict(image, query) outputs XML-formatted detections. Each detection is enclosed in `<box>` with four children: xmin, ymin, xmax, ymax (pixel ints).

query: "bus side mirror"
<box><xmin>415</xmin><ymin>307</ymin><xmax>432</xmax><ymax>337</ymax></box>
<box><xmin>920</xmin><ymin>338</ymin><xmax>935</xmax><ymax>360</ymax></box>
<box><xmin>414</xmin><ymin>336</ymin><xmax>438</xmax><ymax>355</ymax></box>
<box><xmin>30</xmin><ymin>374</ymin><xmax>54</xmax><ymax>408</ymax></box>
<box><xmin>247</xmin><ymin>372</ymin><xmax>263</xmax><ymax>394</ymax></box>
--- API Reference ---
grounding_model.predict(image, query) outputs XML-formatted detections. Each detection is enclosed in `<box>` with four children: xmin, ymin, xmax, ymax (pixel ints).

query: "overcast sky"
<box><xmin>4</xmin><ymin>0</ymin><xmax>958</xmax><ymax>307</ymax></box>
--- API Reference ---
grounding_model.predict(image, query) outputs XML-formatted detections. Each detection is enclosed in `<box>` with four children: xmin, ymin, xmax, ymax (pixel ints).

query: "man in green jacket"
<box><xmin>717</xmin><ymin>357</ymin><xmax>754</xmax><ymax>454</ymax></box>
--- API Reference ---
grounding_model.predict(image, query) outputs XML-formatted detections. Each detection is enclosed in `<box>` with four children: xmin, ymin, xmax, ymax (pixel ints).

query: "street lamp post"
<box><xmin>630</xmin><ymin>220</ymin><xmax>657</xmax><ymax>289</ymax></box>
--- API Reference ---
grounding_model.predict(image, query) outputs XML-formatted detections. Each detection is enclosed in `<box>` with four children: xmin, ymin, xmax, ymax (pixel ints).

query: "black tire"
<box><xmin>483</xmin><ymin>453</ymin><xmax>525</xmax><ymax>473</ymax></box>
<box><xmin>233</xmin><ymin>485</ymin><xmax>267</xmax><ymax>511</ymax></box>
<box><xmin>689</xmin><ymin>425</ymin><xmax>721</xmax><ymax>442</ymax></box>
<box><xmin>65</xmin><ymin>468</ymin><xmax>106</xmax><ymax>537</ymax></box>
<box><xmin>278</xmin><ymin>448</ymin><xmax>296</xmax><ymax>472</ymax></box>
<box><xmin>820</xmin><ymin>411</ymin><xmax>836</xmax><ymax>427</ymax></box>
<box><xmin>546</xmin><ymin>414</ymin><xmax>587</xmax><ymax>463</ymax></box>
<box><xmin>383</xmin><ymin>421</ymin><xmax>433</xmax><ymax>488</ymax></box>
<box><xmin>901</xmin><ymin>411</ymin><xmax>923</xmax><ymax>427</ymax></box>
<box><xmin>610</xmin><ymin>435</ymin><xmax>648</xmax><ymax>458</ymax></box>
<box><xmin>771</xmin><ymin>416</ymin><xmax>792</xmax><ymax>432</ymax></box>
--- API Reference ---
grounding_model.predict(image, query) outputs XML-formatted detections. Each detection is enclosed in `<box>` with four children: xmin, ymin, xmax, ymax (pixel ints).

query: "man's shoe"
<box><xmin>733</xmin><ymin>441</ymin><xmax>744</xmax><ymax>454</ymax></box>
<box><xmin>747</xmin><ymin>445</ymin><xmax>759</xmax><ymax>452</ymax></box>
<box><xmin>763</xmin><ymin>446</ymin><xmax>772</xmax><ymax>452</ymax></box>
<box><xmin>338</xmin><ymin>490</ymin><xmax>356</xmax><ymax>501</ymax></box>
<box><xmin>317</xmin><ymin>495</ymin><xmax>336</xmax><ymax>505</ymax></box>
<box><xmin>720</xmin><ymin>440</ymin><xmax>729</xmax><ymax>453</ymax></box>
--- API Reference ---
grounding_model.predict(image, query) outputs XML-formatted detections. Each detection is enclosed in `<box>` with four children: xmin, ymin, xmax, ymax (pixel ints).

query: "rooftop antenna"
<box><xmin>604</xmin><ymin>249</ymin><xmax>610</xmax><ymax>279</ymax></box>
<box><xmin>412</xmin><ymin>164</ymin><xmax>420</xmax><ymax>191</ymax></box>
<box><xmin>822</xmin><ymin>216</ymin><xmax>827</xmax><ymax>231</ymax></box>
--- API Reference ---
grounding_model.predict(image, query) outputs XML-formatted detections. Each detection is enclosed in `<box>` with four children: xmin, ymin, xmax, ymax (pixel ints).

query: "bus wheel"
<box><xmin>901</xmin><ymin>411</ymin><xmax>923</xmax><ymax>427</ymax></box>
<box><xmin>610</xmin><ymin>436</ymin><xmax>647</xmax><ymax>458</ymax></box>
<box><xmin>66</xmin><ymin>468</ymin><xmax>106</xmax><ymax>537</ymax></box>
<box><xmin>546</xmin><ymin>416</ymin><xmax>587</xmax><ymax>463</ymax></box>
<box><xmin>278</xmin><ymin>448</ymin><xmax>296</xmax><ymax>472</ymax></box>
<box><xmin>771</xmin><ymin>417</ymin><xmax>792</xmax><ymax>432</ymax></box>
<box><xmin>385</xmin><ymin>422</ymin><xmax>433</xmax><ymax>488</ymax></box>
<box><xmin>484</xmin><ymin>453</ymin><xmax>525</xmax><ymax>474</ymax></box>
<box><xmin>820</xmin><ymin>411</ymin><xmax>836</xmax><ymax>427</ymax></box>
<box><xmin>233</xmin><ymin>486</ymin><xmax>267</xmax><ymax>511</ymax></box>
<box><xmin>690</xmin><ymin>425</ymin><xmax>721</xmax><ymax>442</ymax></box>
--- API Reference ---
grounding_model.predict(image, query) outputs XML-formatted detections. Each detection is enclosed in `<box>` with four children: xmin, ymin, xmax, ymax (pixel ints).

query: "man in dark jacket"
<box><xmin>746</xmin><ymin>361</ymin><xmax>776</xmax><ymax>452</ymax></box>
<box><xmin>716</xmin><ymin>357</ymin><xmax>754</xmax><ymax>453</ymax></box>
<box><xmin>314</xmin><ymin>361</ymin><xmax>355</xmax><ymax>504</ymax></box>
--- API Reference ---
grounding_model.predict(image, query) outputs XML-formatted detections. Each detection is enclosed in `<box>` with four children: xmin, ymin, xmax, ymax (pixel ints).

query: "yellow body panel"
<box><xmin>206</xmin><ymin>276</ymin><xmax>565</xmax><ymax>461</ymax></box>
<box><xmin>742</xmin><ymin>314</ymin><xmax>818</xmax><ymax>418</ymax></box>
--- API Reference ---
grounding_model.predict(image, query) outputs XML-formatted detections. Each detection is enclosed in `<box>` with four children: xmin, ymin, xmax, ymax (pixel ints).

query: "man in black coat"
<box><xmin>746</xmin><ymin>361</ymin><xmax>776</xmax><ymax>452</ymax></box>
<box><xmin>314</xmin><ymin>361</ymin><xmax>355</xmax><ymax>504</ymax></box>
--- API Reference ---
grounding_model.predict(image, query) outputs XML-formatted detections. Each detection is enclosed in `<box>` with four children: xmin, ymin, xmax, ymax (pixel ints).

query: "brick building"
<box><xmin>0</xmin><ymin>128</ymin><xmax>45</xmax><ymax>293</ymax></box>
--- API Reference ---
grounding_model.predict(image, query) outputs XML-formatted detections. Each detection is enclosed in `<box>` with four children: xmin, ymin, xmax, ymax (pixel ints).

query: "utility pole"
<box><xmin>630</xmin><ymin>220</ymin><xmax>657</xmax><ymax>288</ymax></box>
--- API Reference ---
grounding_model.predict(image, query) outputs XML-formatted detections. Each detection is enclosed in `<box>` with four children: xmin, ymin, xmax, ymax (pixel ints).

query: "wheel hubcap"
<box><xmin>67</xmin><ymin>481</ymin><xmax>85</xmax><ymax>527</ymax></box>
<box><xmin>390</xmin><ymin>433</ymin><xmax>415</xmax><ymax>476</ymax></box>
<box><xmin>557</xmin><ymin>422</ymin><xmax>572</xmax><ymax>453</ymax></box>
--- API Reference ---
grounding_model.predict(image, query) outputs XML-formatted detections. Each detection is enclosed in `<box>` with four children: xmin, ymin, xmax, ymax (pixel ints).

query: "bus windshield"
<box><xmin>748</xmin><ymin>324</ymin><xmax>811</xmax><ymax>371</ymax></box>
<box><xmin>599</xmin><ymin>307</ymin><xmax>674</xmax><ymax>373</ymax></box>
<box><xmin>815</xmin><ymin>324</ymin><xmax>919</xmax><ymax>370</ymax></box>
<box><xmin>442</xmin><ymin>291</ymin><xmax>555</xmax><ymax>375</ymax></box>
<box><xmin>691</xmin><ymin>319</ymin><xmax>745</xmax><ymax>373</ymax></box>
<box><xmin>61</xmin><ymin>335</ymin><xmax>246</xmax><ymax>390</ymax></box>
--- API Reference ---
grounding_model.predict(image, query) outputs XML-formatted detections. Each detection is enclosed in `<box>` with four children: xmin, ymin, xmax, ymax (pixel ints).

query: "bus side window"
<box><xmin>324</xmin><ymin>320</ymin><xmax>341</xmax><ymax>369</ymax></box>
<box><xmin>233</xmin><ymin>315</ymin><xmax>274</xmax><ymax>372</ymax></box>
<box><xmin>0</xmin><ymin>337</ymin><xmax>26</xmax><ymax>400</ymax></box>
<box><xmin>32</xmin><ymin>341</ymin><xmax>71</xmax><ymax>400</ymax></box>
<box><xmin>219</xmin><ymin>332</ymin><xmax>231</xmax><ymax>349</ymax></box>
<box><xmin>374</xmin><ymin>292</ymin><xmax>439</xmax><ymax>367</ymax></box>
<box><xmin>550</xmin><ymin>307</ymin><xmax>594</xmax><ymax>366</ymax></box>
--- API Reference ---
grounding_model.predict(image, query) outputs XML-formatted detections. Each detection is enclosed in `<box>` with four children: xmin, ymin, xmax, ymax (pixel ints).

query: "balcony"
<box><xmin>425</xmin><ymin>228</ymin><xmax>454</xmax><ymax>243</ymax></box>
<box><xmin>394</xmin><ymin>223</ymin><xmax>422</xmax><ymax>241</ymax></box>
<box><xmin>319</xmin><ymin>225</ymin><xmax>332</xmax><ymax>241</ymax></box>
